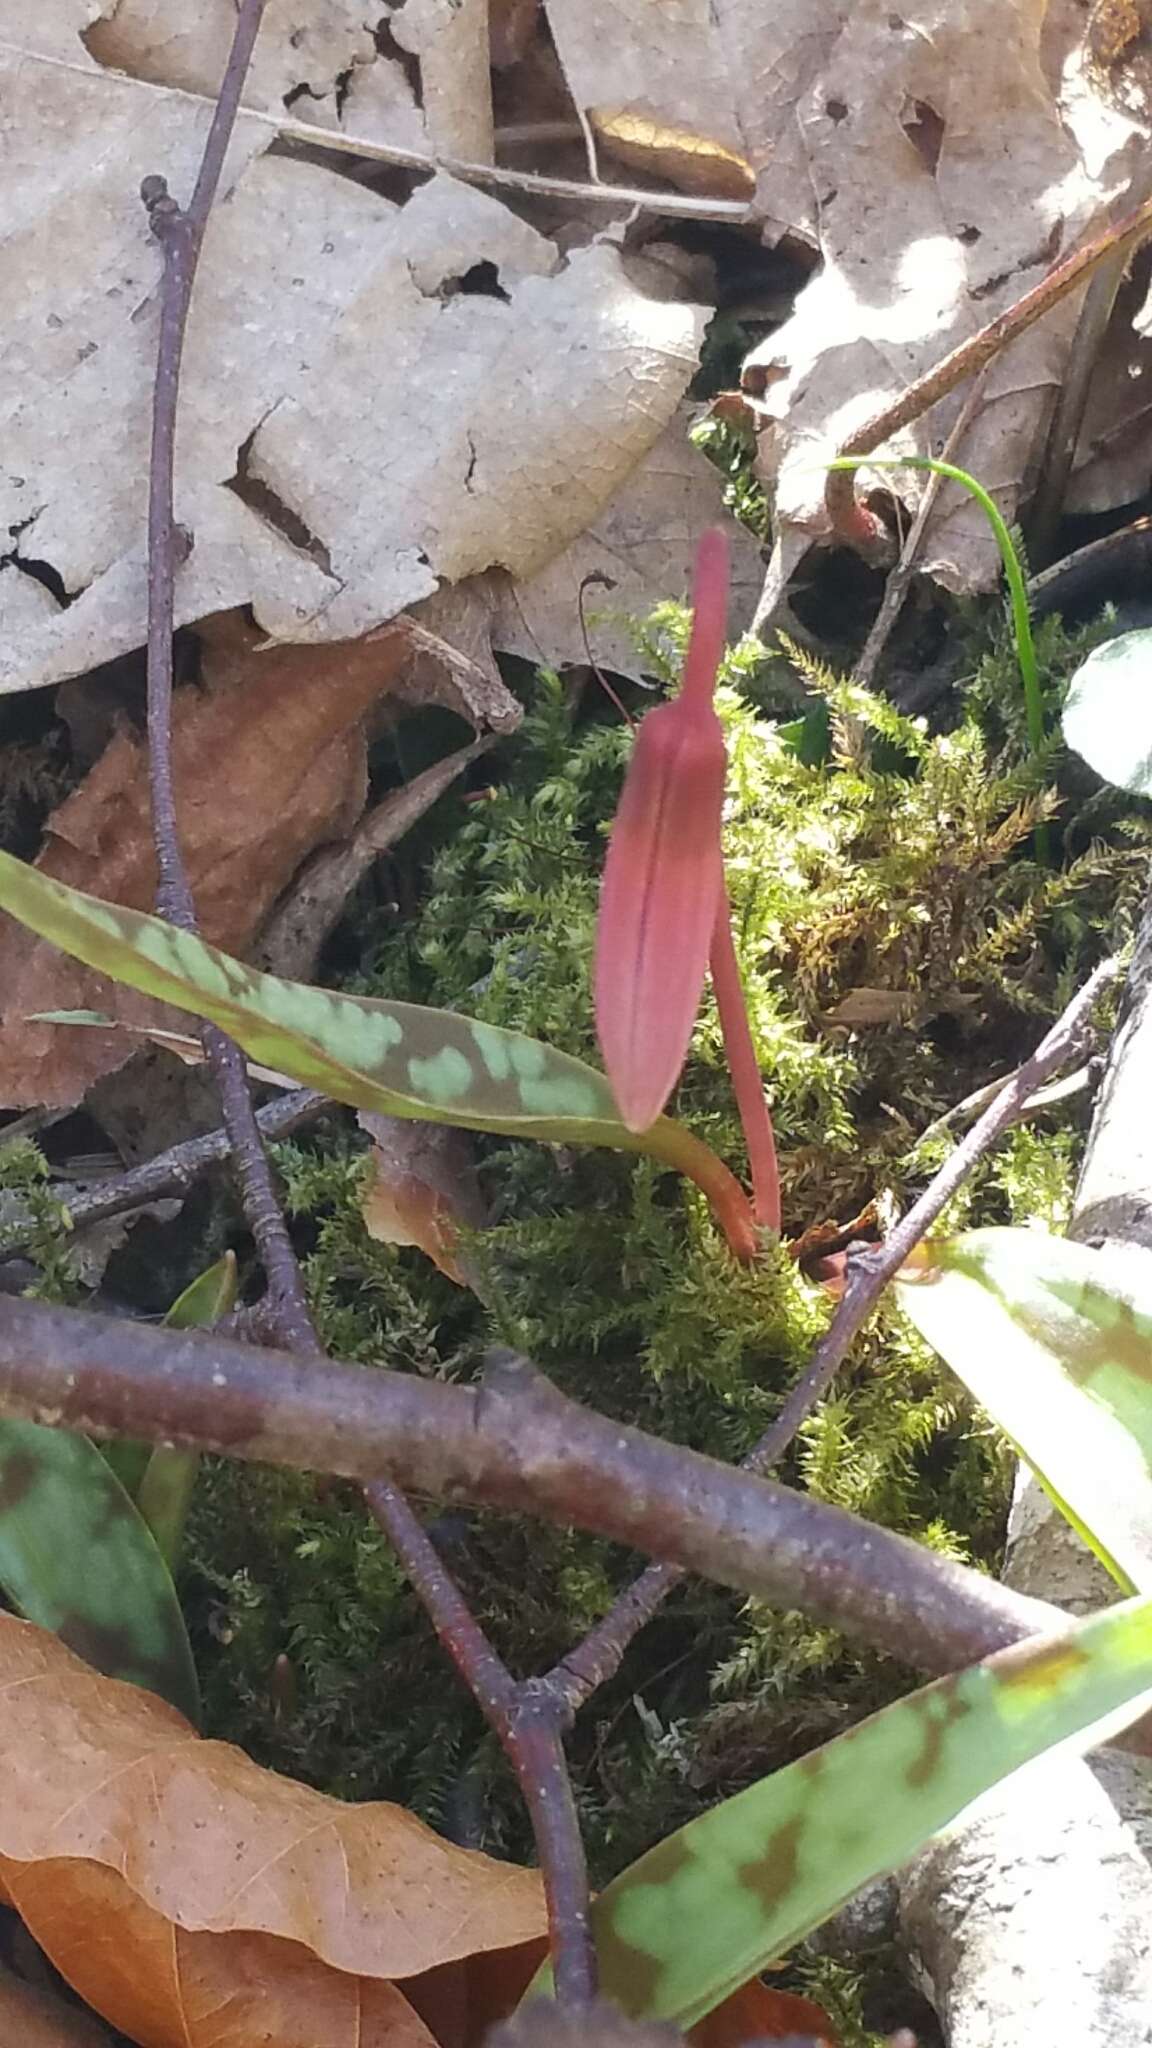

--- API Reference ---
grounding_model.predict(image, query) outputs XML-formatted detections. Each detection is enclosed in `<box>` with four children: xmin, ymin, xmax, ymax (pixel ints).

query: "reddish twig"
<box><xmin>141</xmin><ymin>0</ymin><xmax>314</xmax><ymax>1350</ymax></box>
<box><xmin>743</xmin><ymin>951</ymin><xmax>1119</xmax><ymax>1473</ymax></box>
<box><xmin>709</xmin><ymin>896</ymin><xmax>781</xmax><ymax>1231</ymax></box>
<box><xmin>138</xmin><ymin>0</ymin><xmax>597</xmax><ymax>1996</ymax></box>
<box><xmin>363</xmin><ymin>1481</ymin><xmax>595</xmax><ymax>2005</ymax></box>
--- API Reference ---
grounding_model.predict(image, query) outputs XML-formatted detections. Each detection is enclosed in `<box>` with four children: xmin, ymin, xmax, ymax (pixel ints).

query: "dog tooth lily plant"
<box><xmin>594</xmin><ymin>530</ymin><xmax>781</xmax><ymax>1233</ymax></box>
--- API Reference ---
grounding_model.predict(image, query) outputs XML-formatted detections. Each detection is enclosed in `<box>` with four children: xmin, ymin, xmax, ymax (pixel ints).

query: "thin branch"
<box><xmin>3</xmin><ymin>41</ymin><xmax>752</xmax><ymax>225</ymax></box>
<box><xmin>910</xmin><ymin>1061</ymin><xmax>1096</xmax><ymax>1154</ymax></box>
<box><xmin>239</xmin><ymin>110</ymin><xmax>755</xmax><ymax>225</ymax></box>
<box><xmin>364</xmin><ymin>1481</ymin><xmax>594</xmax><ymax>2005</ymax></box>
<box><xmin>138</xmin><ymin>6</ymin><xmax>596</xmax><ymax>1986</ymax></box>
<box><xmin>823</xmin><ymin>193</ymin><xmax>1152</xmax><ymax>556</ymax></box>
<box><xmin>852</xmin><ymin>371</ymin><xmax>988</xmax><ymax>689</ymax></box>
<box><xmin>744</xmin><ymin>953</ymin><xmax>1120</xmax><ymax>1473</ymax></box>
<box><xmin>544</xmin><ymin>1560</ymin><xmax>678</xmax><ymax>1716</ymax></box>
<box><xmin>42</xmin><ymin>1090</ymin><xmax>331</xmax><ymax>1243</ymax></box>
<box><xmin>0</xmin><ymin>1300</ymin><xmax>1111</xmax><ymax>1706</ymax></box>
<box><xmin>142</xmin><ymin>0</ymin><xmax>316</xmax><ymax>1349</ymax></box>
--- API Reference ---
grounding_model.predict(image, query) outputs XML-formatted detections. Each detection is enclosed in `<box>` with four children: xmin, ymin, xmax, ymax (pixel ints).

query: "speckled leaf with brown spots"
<box><xmin>566</xmin><ymin>1591</ymin><xmax>1152</xmax><ymax>2029</ymax></box>
<box><xmin>0</xmin><ymin>851</ymin><xmax>757</xmax><ymax>1257</ymax></box>
<box><xmin>898</xmin><ymin>1228</ymin><xmax>1152</xmax><ymax>1592</ymax></box>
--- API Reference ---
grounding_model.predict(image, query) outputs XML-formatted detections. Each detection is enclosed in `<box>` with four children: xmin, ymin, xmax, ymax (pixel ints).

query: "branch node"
<box><xmin>140</xmin><ymin>174</ymin><xmax>187</xmax><ymax>244</ymax></box>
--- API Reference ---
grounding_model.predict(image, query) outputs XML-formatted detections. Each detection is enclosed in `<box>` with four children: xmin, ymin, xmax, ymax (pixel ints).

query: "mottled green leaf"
<box><xmin>164</xmin><ymin>1248</ymin><xmax>240</xmax><ymax>1331</ymax></box>
<box><xmin>136</xmin><ymin>1252</ymin><xmax>240</xmax><ymax>1568</ymax></box>
<box><xmin>577</xmin><ymin>1592</ymin><xmax>1152</xmax><ymax>2027</ymax></box>
<box><xmin>1064</xmin><ymin>629</ymin><xmax>1152</xmax><ymax>796</ymax></box>
<box><xmin>0</xmin><ymin>1421</ymin><xmax>199</xmax><ymax>1723</ymax></box>
<box><xmin>0</xmin><ymin>851</ymin><xmax>755</xmax><ymax>1254</ymax></box>
<box><xmin>898</xmin><ymin>1228</ymin><xmax>1152</xmax><ymax>1591</ymax></box>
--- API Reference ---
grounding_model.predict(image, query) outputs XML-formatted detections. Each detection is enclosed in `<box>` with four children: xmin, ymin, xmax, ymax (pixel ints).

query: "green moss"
<box><xmin>188</xmin><ymin>600</ymin><xmax>1146</xmax><ymax>1914</ymax></box>
<box><xmin>0</xmin><ymin>1136</ymin><xmax>84</xmax><ymax>1304</ymax></box>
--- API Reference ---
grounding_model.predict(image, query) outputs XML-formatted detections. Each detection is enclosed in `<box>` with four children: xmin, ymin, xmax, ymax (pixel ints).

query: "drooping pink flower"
<box><xmin>594</xmin><ymin>529</ymin><xmax>730</xmax><ymax>1132</ymax></box>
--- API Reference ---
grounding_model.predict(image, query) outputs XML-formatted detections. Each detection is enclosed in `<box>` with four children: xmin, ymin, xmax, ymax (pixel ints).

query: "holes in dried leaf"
<box><xmin>374</xmin><ymin>14</ymin><xmax>423</xmax><ymax>107</ymax></box>
<box><xmin>3</xmin><ymin>518</ymin><xmax>73</xmax><ymax>609</ymax></box>
<box><xmin>900</xmin><ymin>98</ymin><xmax>944</xmax><ymax>174</ymax></box>
<box><xmin>6</xmin><ymin>556</ymin><xmax>72</xmax><ymax>606</ymax></box>
<box><xmin>436</xmin><ymin>260</ymin><xmax>511</xmax><ymax>303</ymax></box>
<box><xmin>225</xmin><ymin>432</ymin><xmax>337</xmax><ymax>579</ymax></box>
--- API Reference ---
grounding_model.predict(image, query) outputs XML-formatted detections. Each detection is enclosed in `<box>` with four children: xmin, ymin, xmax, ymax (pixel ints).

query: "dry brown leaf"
<box><xmin>590</xmin><ymin>112</ymin><xmax>754</xmax><ymax>201</ymax></box>
<box><xmin>687</xmin><ymin>1977</ymin><xmax>839</xmax><ymax>2046</ymax></box>
<box><xmin>543</xmin><ymin>0</ymin><xmax>771</xmax><ymax>198</ymax></box>
<box><xmin>392</xmin><ymin>0</ymin><xmax>494</xmax><ymax>160</ymax></box>
<box><xmin>8</xmin><ymin>1860</ymin><xmax>440</xmax><ymax>2048</ymax></box>
<box><xmin>821</xmin><ymin>988</ymin><xmax>920</xmax><ymax>1030</ymax></box>
<box><xmin>750</xmin><ymin>1</ymin><xmax>1152</xmax><ymax>592</ymax></box>
<box><xmin>544</xmin><ymin>0</ymin><xmax>1152</xmax><ymax>593</ymax></box>
<box><xmin>0</xmin><ymin>4</ymin><xmax>708</xmax><ymax>695</ymax></box>
<box><xmin>359</xmin><ymin>1112</ymin><xmax>488</xmax><ymax>1288</ymax></box>
<box><xmin>0</xmin><ymin>1616</ymin><xmax>547</xmax><ymax>2048</ymax></box>
<box><xmin>0</xmin><ymin>618</ymin><xmax>411</xmax><ymax>1110</ymax></box>
<box><xmin>489</xmin><ymin>414</ymin><xmax>764</xmax><ymax>674</ymax></box>
<box><xmin>74</xmin><ymin>0</ymin><xmax>401</xmax><ymax>122</ymax></box>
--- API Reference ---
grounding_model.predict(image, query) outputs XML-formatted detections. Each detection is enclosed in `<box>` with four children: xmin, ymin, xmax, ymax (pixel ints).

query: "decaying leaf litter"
<box><xmin>5</xmin><ymin>1</ymin><xmax>1152</xmax><ymax>2045</ymax></box>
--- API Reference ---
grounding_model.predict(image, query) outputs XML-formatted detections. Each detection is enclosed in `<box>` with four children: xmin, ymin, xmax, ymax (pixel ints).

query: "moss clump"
<box><xmin>0</xmin><ymin>1136</ymin><xmax>85</xmax><ymax>1303</ymax></box>
<box><xmin>186</xmin><ymin>602</ymin><xmax>1145</xmax><ymax>1889</ymax></box>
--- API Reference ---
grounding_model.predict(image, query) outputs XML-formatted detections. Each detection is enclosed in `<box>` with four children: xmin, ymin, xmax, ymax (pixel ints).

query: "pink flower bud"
<box><xmin>594</xmin><ymin>530</ymin><xmax>729</xmax><ymax>1132</ymax></box>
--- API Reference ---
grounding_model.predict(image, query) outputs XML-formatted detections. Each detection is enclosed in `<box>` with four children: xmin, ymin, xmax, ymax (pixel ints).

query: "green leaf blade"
<box><xmin>897</xmin><ymin>1227</ymin><xmax>1152</xmax><ymax>1590</ymax></box>
<box><xmin>1064</xmin><ymin>629</ymin><xmax>1152</xmax><ymax>796</ymax></box>
<box><xmin>134</xmin><ymin>1252</ymin><xmax>241</xmax><ymax>1569</ymax></box>
<box><xmin>586</xmin><ymin>1594</ymin><xmax>1152</xmax><ymax>2027</ymax></box>
<box><xmin>0</xmin><ymin>850</ymin><xmax>620</xmax><ymax>1137</ymax></box>
<box><xmin>0</xmin><ymin>851</ymin><xmax>756</xmax><ymax>1252</ymax></box>
<box><xmin>0</xmin><ymin>1420</ymin><xmax>199</xmax><ymax>1722</ymax></box>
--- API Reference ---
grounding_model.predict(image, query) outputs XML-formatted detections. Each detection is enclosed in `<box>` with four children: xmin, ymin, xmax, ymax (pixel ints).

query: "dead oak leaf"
<box><xmin>359</xmin><ymin>1111</ymin><xmax>488</xmax><ymax>1288</ymax></box>
<box><xmin>0</xmin><ymin>615</ymin><xmax>429</xmax><ymax>1110</ymax></box>
<box><xmin>0</xmin><ymin>1616</ymin><xmax>547</xmax><ymax>2048</ymax></box>
<box><xmin>0</xmin><ymin>15</ymin><xmax>707</xmax><ymax>695</ymax></box>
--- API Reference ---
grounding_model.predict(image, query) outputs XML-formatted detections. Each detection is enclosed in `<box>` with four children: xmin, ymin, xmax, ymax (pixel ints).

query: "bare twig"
<box><xmin>40</xmin><ymin>1090</ymin><xmax>331</xmax><ymax>1243</ymax></box>
<box><xmin>363</xmin><ymin>1480</ymin><xmax>594</xmax><ymax>2005</ymax></box>
<box><xmin>0</xmin><ymin>1301</ymin><xmax>1117</xmax><ymax>1705</ymax></box>
<box><xmin>910</xmin><ymin>1061</ymin><xmax>1096</xmax><ymax>1154</ymax></box>
<box><xmin>142</xmin><ymin>0</ymin><xmax>316</xmax><ymax>1349</ymax></box>
<box><xmin>257</xmin><ymin>735</ymin><xmax>495</xmax><ymax>981</ymax></box>
<box><xmin>745</xmin><ymin>954</ymin><xmax>1120</xmax><ymax>1472</ymax></box>
<box><xmin>852</xmin><ymin>373</ymin><xmax>988</xmax><ymax>689</ymax></box>
<box><xmin>5</xmin><ymin>42</ymin><xmax>751</xmax><ymax>225</ymax></box>
<box><xmin>138</xmin><ymin>0</ymin><xmax>598</xmax><ymax>1994</ymax></box>
<box><xmin>824</xmin><ymin>194</ymin><xmax>1152</xmax><ymax>557</ymax></box>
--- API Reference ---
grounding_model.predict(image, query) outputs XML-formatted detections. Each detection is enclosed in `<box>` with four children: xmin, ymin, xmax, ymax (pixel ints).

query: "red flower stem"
<box><xmin>641</xmin><ymin>1120</ymin><xmax>759</xmax><ymax>1262</ymax></box>
<box><xmin>710</xmin><ymin>895</ymin><xmax>781</xmax><ymax>1232</ymax></box>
